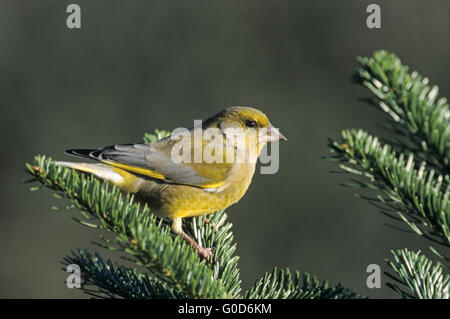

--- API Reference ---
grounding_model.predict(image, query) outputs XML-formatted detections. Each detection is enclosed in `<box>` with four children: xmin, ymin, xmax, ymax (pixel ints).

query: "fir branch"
<box><xmin>184</xmin><ymin>213</ymin><xmax>241</xmax><ymax>297</ymax></box>
<box><xmin>63</xmin><ymin>249</ymin><xmax>184</xmax><ymax>299</ymax></box>
<box><xmin>386</xmin><ymin>249</ymin><xmax>449</xmax><ymax>299</ymax></box>
<box><xmin>244</xmin><ymin>268</ymin><xmax>362</xmax><ymax>299</ymax></box>
<box><xmin>143</xmin><ymin>129</ymin><xmax>172</xmax><ymax>143</ymax></box>
<box><xmin>327</xmin><ymin>129</ymin><xmax>450</xmax><ymax>248</ymax></box>
<box><xmin>327</xmin><ymin>51</ymin><xmax>450</xmax><ymax>299</ymax></box>
<box><xmin>354</xmin><ymin>50</ymin><xmax>450</xmax><ymax>172</ymax></box>
<box><xmin>26</xmin><ymin>155</ymin><xmax>233</xmax><ymax>298</ymax></box>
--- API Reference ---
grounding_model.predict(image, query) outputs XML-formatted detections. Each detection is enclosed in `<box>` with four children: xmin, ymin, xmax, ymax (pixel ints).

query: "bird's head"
<box><xmin>204</xmin><ymin>106</ymin><xmax>287</xmax><ymax>148</ymax></box>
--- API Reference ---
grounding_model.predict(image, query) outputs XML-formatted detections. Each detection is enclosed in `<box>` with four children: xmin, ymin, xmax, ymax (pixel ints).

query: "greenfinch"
<box><xmin>56</xmin><ymin>106</ymin><xmax>286</xmax><ymax>260</ymax></box>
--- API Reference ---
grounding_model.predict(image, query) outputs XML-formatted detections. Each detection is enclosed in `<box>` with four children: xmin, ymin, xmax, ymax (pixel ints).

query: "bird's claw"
<box><xmin>196</xmin><ymin>246</ymin><xmax>213</xmax><ymax>262</ymax></box>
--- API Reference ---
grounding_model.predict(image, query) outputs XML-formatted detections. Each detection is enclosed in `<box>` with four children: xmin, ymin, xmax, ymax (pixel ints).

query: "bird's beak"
<box><xmin>260</xmin><ymin>124</ymin><xmax>287</xmax><ymax>143</ymax></box>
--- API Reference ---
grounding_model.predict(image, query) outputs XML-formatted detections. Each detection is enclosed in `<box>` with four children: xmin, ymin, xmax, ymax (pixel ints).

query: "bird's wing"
<box><xmin>66</xmin><ymin>137</ymin><xmax>233</xmax><ymax>189</ymax></box>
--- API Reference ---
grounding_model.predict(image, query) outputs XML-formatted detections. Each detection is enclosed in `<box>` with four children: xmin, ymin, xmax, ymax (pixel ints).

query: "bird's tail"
<box><xmin>55</xmin><ymin>161</ymin><xmax>140</xmax><ymax>192</ymax></box>
<box><xmin>65</xmin><ymin>149</ymin><xmax>101</xmax><ymax>160</ymax></box>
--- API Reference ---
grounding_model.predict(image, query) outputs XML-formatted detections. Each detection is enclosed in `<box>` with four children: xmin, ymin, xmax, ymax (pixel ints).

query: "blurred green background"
<box><xmin>1</xmin><ymin>0</ymin><xmax>449</xmax><ymax>298</ymax></box>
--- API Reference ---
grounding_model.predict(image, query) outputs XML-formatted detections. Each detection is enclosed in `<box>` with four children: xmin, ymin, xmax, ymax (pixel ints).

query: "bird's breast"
<box><xmin>137</xmin><ymin>162</ymin><xmax>256</xmax><ymax>219</ymax></box>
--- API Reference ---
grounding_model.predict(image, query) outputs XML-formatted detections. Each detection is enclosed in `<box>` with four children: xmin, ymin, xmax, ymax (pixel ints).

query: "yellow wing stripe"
<box><xmin>104</xmin><ymin>161</ymin><xmax>166</xmax><ymax>180</ymax></box>
<box><xmin>104</xmin><ymin>161</ymin><xmax>225</xmax><ymax>189</ymax></box>
<box><xmin>198</xmin><ymin>181</ymin><xmax>225</xmax><ymax>189</ymax></box>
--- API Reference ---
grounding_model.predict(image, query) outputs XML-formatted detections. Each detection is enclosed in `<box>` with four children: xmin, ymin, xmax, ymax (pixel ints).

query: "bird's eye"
<box><xmin>245</xmin><ymin>120</ymin><xmax>257</xmax><ymax>128</ymax></box>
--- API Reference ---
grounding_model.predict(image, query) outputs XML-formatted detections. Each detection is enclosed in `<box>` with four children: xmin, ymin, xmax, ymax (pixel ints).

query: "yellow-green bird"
<box><xmin>56</xmin><ymin>106</ymin><xmax>286</xmax><ymax>260</ymax></box>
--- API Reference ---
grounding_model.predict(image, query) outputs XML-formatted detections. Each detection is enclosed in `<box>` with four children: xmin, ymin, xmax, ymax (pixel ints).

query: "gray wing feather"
<box><xmin>97</xmin><ymin>144</ymin><xmax>209</xmax><ymax>186</ymax></box>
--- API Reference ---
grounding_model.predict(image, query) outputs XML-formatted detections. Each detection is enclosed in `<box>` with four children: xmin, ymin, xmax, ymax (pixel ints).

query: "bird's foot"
<box><xmin>195</xmin><ymin>245</ymin><xmax>213</xmax><ymax>262</ymax></box>
<box><xmin>179</xmin><ymin>230</ymin><xmax>214</xmax><ymax>262</ymax></box>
